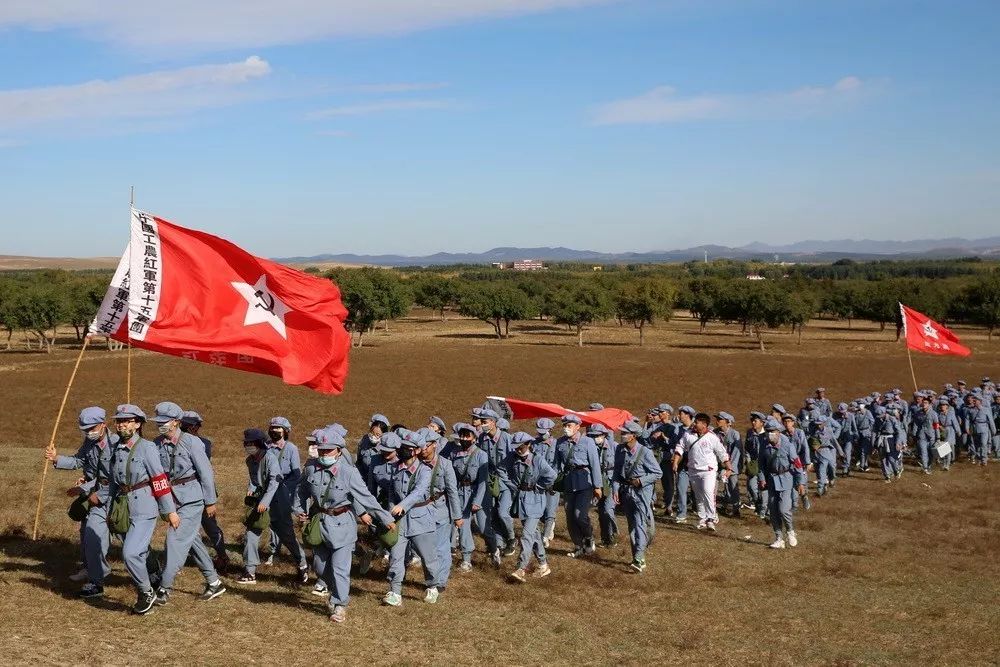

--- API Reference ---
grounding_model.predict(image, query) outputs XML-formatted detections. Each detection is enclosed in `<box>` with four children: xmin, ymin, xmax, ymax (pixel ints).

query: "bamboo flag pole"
<box><xmin>127</xmin><ymin>186</ymin><xmax>134</xmax><ymax>403</ymax></box>
<box><xmin>899</xmin><ymin>302</ymin><xmax>919</xmax><ymax>393</ymax></box>
<box><xmin>32</xmin><ymin>336</ymin><xmax>91</xmax><ymax>541</ymax></box>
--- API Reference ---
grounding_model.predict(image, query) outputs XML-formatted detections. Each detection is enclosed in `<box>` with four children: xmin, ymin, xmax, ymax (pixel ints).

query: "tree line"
<box><xmin>2</xmin><ymin>260</ymin><xmax>999</xmax><ymax>352</ymax></box>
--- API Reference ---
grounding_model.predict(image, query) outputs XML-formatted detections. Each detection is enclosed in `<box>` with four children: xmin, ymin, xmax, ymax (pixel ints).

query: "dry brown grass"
<box><xmin>0</xmin><ymin>312</ymin><xmax>998</xmax><ymax>665</ymax></box>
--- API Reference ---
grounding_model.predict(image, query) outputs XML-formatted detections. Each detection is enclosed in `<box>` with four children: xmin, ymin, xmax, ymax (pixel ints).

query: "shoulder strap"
<box><xmin>625</xmin><ymin>445</ymin><xmax>645</xmax><ymax>479</ymax></box>
<box><xmin>319</xmin><ymin>467</ymin><xmax>337</xmax><ymax>505</ymax></box>
<box><xmin>405</xmin><ymin>465</ymin><xmax>419</xmax><ymax>495</ymax></box>
<box><xmin>430</xmin><ymin>460</ymin><xmax>441</xmax><ymax>491</ymax></box>
<box><xmin>124</xmin><ymin>440</ymin><xmax>139</xmax><ymax>483</ymax></box>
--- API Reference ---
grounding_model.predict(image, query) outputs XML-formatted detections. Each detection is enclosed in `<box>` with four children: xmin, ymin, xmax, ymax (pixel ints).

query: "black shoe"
<box><xmin>153</xmin><ymin>587</ymin><xmax>169</xmax><ymax>606</ymax></box>
<box><xmin>298</xmin><ymin>566</ymin><xmax>310</xmax><ymax>585</ymax></box>
<box><xmin>77</xmin><ymin>583</ymin><xmax>104</xmax><ymax>599</ymax></box>
<box><xmin>502</xmin><ymin>545</ymin><xmax>516</xmax><ymax>558</ymax></box>
<box><xmin>235</xmin><ymin>572</ymin><xmax>257</xmax><ymax>585</ymax></box>
<box><xmin>199</xmin><ymin>580</ymin><xmax>227</xmax><ymax>601</ymax></box>
<box><xmin>133</xmin><ymin>589</ymin><xmax>156</xmax><ymax>615</ymax></box>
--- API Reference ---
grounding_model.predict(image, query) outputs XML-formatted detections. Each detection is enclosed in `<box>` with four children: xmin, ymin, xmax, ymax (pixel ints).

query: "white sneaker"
<box><xmin>706</xmin><ymin>521</ymin><xmax>717</xmax><ymax>532</ymax></box>
<box><xmin>674</xmin><ymin>516</ymin><xmax>687</xmax><ymax>524</ymax></box>
<box><xmin>329</xmin><ymin>605</ymin><xmax>346</xmax><ymax>623</ymax></box>
<box><xmin>787</xmin><ymin>531</ymin><xmax>798</xmax><ymax>547</ymax></box>
<box><xmin>696</xmin><ymin>521</ymin><xmax>707</xmax><ymax>530</ymax></box>
<box><xmin>490</xmin><ymin>549</ymin><xmax>502</xmax><ymax>568</ymax></box>
<box><xmin>458</xmin><ymin>561</ymin><xmax>473</xmax><ymax>573</ymax></box>
<box><xmin>424</xmin><ymin>587</ymin><xmax>439</xmax><ymax>604</ymax></box>
<box><xmin>583</xmin><ymin>540</ymin><xmax>596</xmax><ymax>555</ymax></box>
<box><xmin>311</xmin><ymin>583</ymin><xmax>329</xmax><ymax>597</ymax></box>
<box><xmin>532</xmin><ymin>562</ymin><xmax>552</xmax><ymax>578</ymax></box>
<box><xmin>542</xmin><ymin>537</ymin><xmax>551</xmax><ymax>548</ymax></box>
<box><xmin>768</xmin><ymin>539</ymin><xmax>786</xmax><ymax>549</ymax></box>
<box><xmin>68</xmin><ymin>567</ymin><xmax>89</xmax><ymax>583</ymax></box>
<box><xmin>381</xmin><ymin>591</ymin><xmax>402</xmax><ymax>607</ymax></box>
<box><xmin>510</xmin><ymin>568</ymin><xmax>527</xmax><ymax>583</ymax></box>
<box><xmin>408</xmin><ymin>555</ymin><xmax>422</xmax><ymax>567</ymax></box>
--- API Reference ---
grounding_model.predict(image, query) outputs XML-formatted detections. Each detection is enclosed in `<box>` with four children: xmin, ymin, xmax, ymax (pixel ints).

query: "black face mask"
<box><xmin>460</xmin><ymin>438</ymin><xmax>474</xmax><ymax>448</ymax></box>
<box><xmin>269</xmin><ymin>430</ymin><xmax>283</xmax><ymax>442</ymax></box>
<box><xmin>517</xmin><ymin>448</ymin><xmax>530</xmax><ymax>459</ymax></box>
<box><xmin>399</xmin><ymin>448</ymin><xmax>416</xmax><ymax>461</ymax></box>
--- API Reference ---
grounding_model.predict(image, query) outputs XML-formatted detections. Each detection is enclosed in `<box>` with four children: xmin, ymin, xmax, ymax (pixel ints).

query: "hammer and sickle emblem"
<box><xmin>254</xmin><ymin>289</ymin><xmax>276</xmax><ymax>313</ymax></box>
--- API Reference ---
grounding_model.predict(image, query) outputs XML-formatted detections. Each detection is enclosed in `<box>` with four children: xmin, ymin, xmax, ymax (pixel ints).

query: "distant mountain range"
<box><xmin>278</xmin><ymin>236</ymin><xmax>1000</xmax><ymax>267</ymax></box>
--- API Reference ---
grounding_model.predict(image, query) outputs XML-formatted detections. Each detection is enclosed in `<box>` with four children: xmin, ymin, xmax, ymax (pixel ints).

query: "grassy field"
<box><xmin>1</xmin><ymin>312</ymin><xmax>998</xmax><ymax>665</ymax></box>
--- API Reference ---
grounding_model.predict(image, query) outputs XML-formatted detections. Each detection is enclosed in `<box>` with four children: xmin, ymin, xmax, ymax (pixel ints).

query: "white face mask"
<box><xmin>318</xmin><ymin>454</ymin><xmax>338</xmax><ymax>467</ymax></box>
<box><xmin>767</xmin><ymin>432</ymin><xmax>780</xmax><ymax>444</ymax></box>
<box><xmin>157</xmin><ymin>423</ymin><xmax>173</xmax><ymax>435</ymax></box>
<box><xmin>307</xmin><ymin>445</ymin><xmax>319</xmax><ymax>458</ymax></box>
<box><xmin>244</xmin><ymin>445</ymin><xmax>258</xmax><ymax>457</ymax></box>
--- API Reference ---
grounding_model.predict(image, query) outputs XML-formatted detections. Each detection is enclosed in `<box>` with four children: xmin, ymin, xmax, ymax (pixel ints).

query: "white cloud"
<box><xmin>340</xmin><ymin>82</ymin><xmax>450</xmax><ymax>94</ymax></box>
<box><xmin>0</xmin><ymin>56</ymin><xmax>271</xmax><ymax>129</ymax></box>
<box><xmin>592</xmin><ymin>76</ymin><xmax>873</xmax><ymax>125</ymax></box>
<box><xmin>0</xmin><ymin>1</ymin><xmax>612</xmax><ymax>52</ymax></box>
<box><xmin>307</xmin><ymin>99</ymin><xmax>455</xmax><ymax>119</ymax></box>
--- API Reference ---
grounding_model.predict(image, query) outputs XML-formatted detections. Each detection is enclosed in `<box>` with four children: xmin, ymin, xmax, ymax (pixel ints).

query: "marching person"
<box><xmin>505</xmin><ymin>431</ymin><xmax>557</xmax><ymax>582</ymax></box>
<box><xmin>107</xmin><ymin>404</ymin><xmax>179</xmax><ymax>615</ymax></box>
<box><xmin>479</xmin><ymin>409</ymin><xmax>515</xmax><ymax>564</ymax></box>
<box><xmin>612</xmin><ymin>420</ymin><xmax>662</xmax><ymax>573</ymax></box>
<box><xmin>782</xmin><ymin>414</ymin><xmax>811</xmax><ymax>510</ymax></box>
<box><xmin>873</xmin><ymin>406</ymin><xmax>905</xmax><ymax>482</ymax></box>
<box><xmin>758</xmin><ymin>418</ymin><xmax>806</xmax><ymax>549</ymax></box>
<box><xmin>589</xmin><ymin>424</ymin><xmax>619</xmax><ymax>547</ymax></box>
<box><xmin>671</xmin><ymin>412</ymin><xmax>732</xmax><ymax>531</ymax></box>
<box><xmin>418</xmin><ymin>427</ymin><xmax>462</xmax><ymax>590</ymax></box>
<box><xmin>44</xmin><ymin>406</ymin><xmax>118</xmax><ymax>597</ymax></box>
<box><xmin>358</xmin><ymin>414</ymin><xmax>390</xmax><ymax>481</ymax></box>
<box><xmin>811</xmin><ymin>416</ymin><xmax>838</xmax><ymax>496</ymax></box>
<box><xmin>294</xmin><ymin>429</ymin><xmax>394</xmax><ymax>623</ymax></box>
<box><xmin>854</xmin><ymin>401</ymin><xmax>875</xmax><ymax>473</ymax></box>
<box><xmin>383</xmin><ymin>431</ymin><xmax>442</xmax><ymax>607</ymax></box>
<box><xmin>833</xmin><ymin>403</ymin><xmax>857</xmax><ymax>477</ymax></box>
<box><xmin>672</xmin><ymin>406</ymin><xmax>697</xmax><ymax>524</ymax></box>
<box><xmin>532</xmin><ymin>418</ymin><xmax>560</xmax><ymax>547</ymax></box>
<box><xmin>714</xmin><ymin>412</ymin><xmax>742</xmax><ymax>517</ymax></box>
<box><xmin>180</xmin><ymin>410</ymin><xmax>228</xmax><ymax>572</ymax></box>
<box><xmin>936</xmin><ymin>398</ymin><xmax>960</xmax><ymax>471</ymax></box>
<box><xmin>237</xmin><ymin>428</ymin><xmax>308</xmax><ymax>585</ymax></box>
<box><xmin>150</xmin><ymin>402</ymin><xmax>225</xmax><ymax>606</ymax></box>
<box><xmin>263</xmin><ymin>417</ymin><xmax>304</xmax><ymax>568</ymax></box>
<box><xmin>447</xmin><ymin>423</ymin><xmax>495</xmax><ymax>572</ymax></box>
<box><xmin>910</xmin><ymin>395</ymin><xmax>941</xmax><ymax>475</ymax></box>
<box><xmin>554</xmin><ymin>414</ymin><xmax>602</xmax><ymax>558</ymax></box>
<box><xmin>744</xmin><ymin>412</ymin><xmax>769</xmax><ymax>519</ymax></box>
<box><xmin>964</xmin><ymin>393</ymin><xmax>997</xmax><ymax>466</ymax></box>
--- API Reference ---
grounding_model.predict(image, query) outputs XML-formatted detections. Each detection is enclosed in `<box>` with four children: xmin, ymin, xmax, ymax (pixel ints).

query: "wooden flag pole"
<box><xmin>32</xmin><ymin>336</ymin><xmax>91</xmax><ymax>541</ymax></box>
<box><xmin>905</xmin><ymin>345</ymin><xmax>919</xmax><ymax>393</ymax></box>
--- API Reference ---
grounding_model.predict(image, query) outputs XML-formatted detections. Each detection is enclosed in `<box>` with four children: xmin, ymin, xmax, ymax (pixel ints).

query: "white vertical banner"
<box><xmin>127</xmin><ymin>207</ymin><xmax>163</xmax><ymax>342</ymax></box>
<box><xmin>88</xmin><ymin>243</ymin><xmax>131</xmax><ymax>336</ymax></box>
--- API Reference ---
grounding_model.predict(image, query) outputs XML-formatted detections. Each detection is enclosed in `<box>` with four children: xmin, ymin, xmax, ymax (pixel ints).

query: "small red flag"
<box><xmin>90</xmin><ymin>208</ymin><xmax>351</xmax><ymax>394</ymax></box>
<box><xmin>899</xmin><ymin>303</ymin><xmax>970</xmax><ymax>357</ymax></box>
<box><xmin>497</xmin><ymin>397</ymin><xmax>635</xmax><ymax>430</ymax></box>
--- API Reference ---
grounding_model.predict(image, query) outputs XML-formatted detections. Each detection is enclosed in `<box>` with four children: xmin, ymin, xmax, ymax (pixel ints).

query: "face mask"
<box><xmin>269</xmin><ymin>430</ymin><xmax>284</xmax><ymax>442</ymax></box>
<box><xmin>594</xmin><ymin>436</ymin><xmax>606</xmax><ymax>445</ymax></box>
<box><xmin>157</xmin><ymin>423</ymin><xmax>173</xmax><ymax>435</ymax></box>
<box><xmin>85</xmin><ymin>428</ymin><xmax>103</xmax><ymax>442</ymax></box>
<box><xmin>319</xmin><ymin>455</ymin><xmax>338</xmax><ymax>467</ymax></box>
<box><xmin>517</xmin><ymin>447</ymin><xmax>530</xmax><ymax>459</ymax></box>
<box><xmin>307</xmin><ymin>445</ymin><xmax>319</xmax><ymax>458</ymax></box>
<box><xmin>244</xmin><ymin>445</ymin><xmax>258</xmax><ymax>457</ymax></box>
<box><xmin>767</xmin><ymin>432</ymin><xmax>780</xmax><ymax>444</ymax></box>
<box><xmin>460</xmin><ymin>438</ymin><xmax>474</xmax><ymax>448</ymax></box>
<box><xmin>117</xmin><ymin>424</ymin><xmax>137</xmax><ymax>439</ymax></box>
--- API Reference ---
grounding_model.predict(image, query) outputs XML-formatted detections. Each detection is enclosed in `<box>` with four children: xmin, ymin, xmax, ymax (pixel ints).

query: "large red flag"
<box><xmin>491</xmin><ymin>397</ymin><xmax>635</xmax><ymax>430</ymax></box>
<box><xmin>899</xmin><ymin>303</ymin><xmax>970</xmax><ymax>357</ymax></box>
<box><xmin>90</xmin><ymin>208</ymin><xmax>351</xmax><ymax>393</ymax></box>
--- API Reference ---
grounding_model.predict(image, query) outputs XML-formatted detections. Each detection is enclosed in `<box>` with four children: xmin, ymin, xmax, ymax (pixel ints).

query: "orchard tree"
<box><xmin>459</xmin><ymin>283</ymin><xmax>538</xmax><ymax>339</ymax></box>
<box><xmin>615</xmin><ymin>278</ymin><xmax>676</xmax><ymax>346</ymax></box>
<box><xmin>549</xmin><ymin>283</ymin><xmax>613</xmax><ymax>346</ymax></box>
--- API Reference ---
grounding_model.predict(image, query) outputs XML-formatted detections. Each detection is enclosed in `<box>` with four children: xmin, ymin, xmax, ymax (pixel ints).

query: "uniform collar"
<box><xmin>397</xmin><ymin>459</ymin><xmax>419</xmax><ymax>473</ymax></box>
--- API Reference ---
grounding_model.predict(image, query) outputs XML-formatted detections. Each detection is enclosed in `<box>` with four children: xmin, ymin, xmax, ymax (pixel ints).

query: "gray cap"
<box><xmin>536</xmin><ymin>418</ymin><xmax>555</xmax><ymax>433</ymax></box>
<box><xmin>561</xmin><ymin>414</ymin><xmax>582</xmax><ymax>425</ymax></box>
<box><xmin>269</xmin><ymin>416</ymin><xmax>291</xmax><ymax>430</ymax></box>
<box><xmin>497</xmin><ymin>417</ymin><xmax>510</xmax><ymax>431</ymax></box>
<box><xmin>429</xmin><ymin>416</ymin><xmax>447</xmax><ymax>432</ymax></box>
<box><xmin>370</xmin><ymin>413</ymin><xmax>390</xmax><ymax>428</ymax></box>
<box><xmin>180</xmin><ymin>410</ymin><xmax>203</xmax><ymax>426</ymax></box>
<box><xmin>399</xmin><ymin>430</ymin><xmax>426</xmax><ymax>449</ymax></box>
<box><xmin>588</xmin><ymin>403</ymin><xmax>605</xmax><ymax>411</ymax></box>
<box><xmin>113</xmin><ymin>404</ymin><xmax>146</xmax><ymax>421</ymax></box>
<box><xmin>78</xmin><ymin>406</ymin><xmax>106</xmax><ymax>430</ymax></box>
<box><xmin>678</xmin><ymin>405</ymin><xmax>696</xmax><ymax>417</ymax></box>
<box><xmin>749</xmin><ymin>411</ymin><xmax>766</xmax><ymax>422</ymax></box>
<box><xmin>379</xmin><ymin>432</ymin><xmax>402</xmax><ymax>453</ymax></box>
<box><xmin>479</xmin><ymin>408</ymin><xmax>500</xmax><ymax>422</ymax></box>
<box><xmin>715</xmin><ymin>411</ymin><xmax>734</xmax><ymax>423</ymax></box>
<box><xmin>316</xmin><ymin>429</ymin><xmax>346</xmax><ymax>451</ymax></box>
<box><xmin>586</xmin><ymin>423</ymin><xmax>609</xmax><ymax>437</ymax></box>
<box><xmin>771</xmin><ymin>403</ymin><xmax>786</xmax><ymax>414</ymax></box>
<box><xmin>452</xmin><ymin>422</ymin><xmax>475</xmax><ymax>436</ymax></box>
<box><xmin>326</xmin><ymin>423</ymin><xmax>348</xmax><ymax>438</ymax></box>
<box><xmin>657</xmin><ymin>403</ymin><xmax>674</xmax><ymax>414</ymax></box>
<box><xmin>511</xmin><ymin>431</ymin><xmax>534</xmax><ymax>445</ymax></box>
<box><xmin>619</xmin><ymin>420</ymin><xmax>644</xmax><ymax>435</ymax></box>
<box><xmin>152</xmin><ymin>401</ymin><xmax>183</xmax><ymax>423</ymax></box>
<box><xmin>764</xmin><ymin>417</ymin><xmax>782</xmax><ymax>432</ymax></box>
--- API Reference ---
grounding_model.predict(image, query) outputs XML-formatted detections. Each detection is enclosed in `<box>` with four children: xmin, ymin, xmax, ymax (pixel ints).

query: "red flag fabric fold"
<box><xmin>900</xmin><ymin>303</ymin><xmax>970</xmax><ymax>357</ymax></box>
<box><xmin>499</xmin><ymin>397</ymin><xmax>635</xmax><ymax>430</ymax></box>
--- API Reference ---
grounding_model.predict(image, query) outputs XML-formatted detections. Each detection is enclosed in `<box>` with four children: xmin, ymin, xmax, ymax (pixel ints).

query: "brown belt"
<box><xmin>518</xmin><ymin>484</ymin><xmax>536</xmax><ymax>491</ymax></box>
<box><xmin>459</xmin><ymin>480</ymin><xmax>473</xmax><ymax>487</ymax></box>
<box><xmin>97</xmin><ymin>479</ymin><xmax>110</xmax><ymax>486</ymax></box>
<box><xmin>120</xmin><ymin>479</ymin><xmax>151</xmax><ymax>494</ymax></box>
<box><xmin>572</xmin><ymin>465</ymin><xmax>589</xmax><ymax>470</ymax></box>
<box><xmin>321</xmin><ymin>505</ymin><xmax>352</xmax><ymax>516</ymax></box>
<box><xmin>413</xmin><ymin>492</ymin><xmax>443</xmax><ymax>508</ymax></box>
<box><xmin>171</xmin><ymin>475</ymin><xmax>197</xmax><ymax>486</ymax></box>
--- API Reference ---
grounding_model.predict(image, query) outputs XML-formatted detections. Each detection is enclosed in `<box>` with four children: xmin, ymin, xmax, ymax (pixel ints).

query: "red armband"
<box><xmin>791</xmin><ymin>458</ymin><xmax>804</xmax><ymax>470</ymax></box>
<box><xmin>150</xmin><ymin>473</ymin><xmax>172</xmax><ymax>498</ymax></box>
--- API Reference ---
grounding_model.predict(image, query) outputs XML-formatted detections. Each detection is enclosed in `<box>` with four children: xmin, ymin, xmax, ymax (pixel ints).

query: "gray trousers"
<box><xmin>83</xmin><ymin>505</ymin><xmax>111</xmax><ymax>585</ymax></box>
<box><xmin>244</xmin><ymin>512</ymin><xmax>305</xmax><ymax>575</ymax></box>
<box><xmin>768</xmin><ymin>488</ymin><xmax>794</xmax><ymax>538</ymax></box>
<box><xmin>747</xmin><ymin>472</ymin><xmax>767</xmax><ymax>515</ymax></box>
<box><xmin>541</xmin><ymin>491</ymin><xmax>559</xmax><ymax>540</ymax></box>
<box><xmin>123</xmin><ymin>516</ymin><xmax>158</xmax><ymax>593</ymax></box>
<box><xmin>839</xmin><ymin>441</ymin><xmax>853</xmax><ymax>473</ymax></box>
<box><xmin>315</xmin><ymin>541</ymin><xmax>354</xmax><ymax>608</ymax></box>
<box><xmin>516</xmin><ymin>516</ymin><xmax>546</xmax><ymax>570</ymax></box>
<box><xmin>816</xmin><ymin>449</ymin><xmax>837</xmax><ymax>489</ymax></box>
<box><xmin>676</xmin><ymin>470</ymin><xmax>690</xmax><ymax>518</ymax></box>
<box><xmin>462</xmin><ymin>494</ymin><xmax>497</xmax><ymax>560</ymax></box>
<box><xmin>388</xmin><ymin>530</ymin><xmax>439</xmax><ymax>594</ymax></box>
<box><xmin>879</xmin><ymin>438</ymin><xmax>902</xmax><ymax>478</ymax></box>
<box><xmin>160</xmin><ymin>502</ymin><xmax>218</xmax><ymax>590</ymax></box>
<box><xmin>434</xmin><ymin>521</ymin><xmax>453</xmax><ymax>586</ymax></box>
<box><xmin>492</xmin><ymin>488</ymin><xmax>516</xmax><ymax>545</ymax></box>
<box><xmin>201</xmin><ymin>509</ymin><xmax>226</xmax><ymax>559</ymax></box>
<box><xmin>564</xmin><ymin>489</ymin><xmax>594</xmax><ymax>548</ymax></box>
<box><xmin>724</xmin><ymin>471</ymin><xmax>740</xmax><ymax>509</ymax></box>
<box><xmin>916</xmin><ymin>437</ymin><xmax>934</xmax><ymax>471</ymax></box>
<box><xmin>622</xmin><ymin>494</ymin><xmax>651</xmax><ymax>561</ymax></box>
<box><xmin>972</xmin><ymin>432</ymin><xmax>991</xmax><ymax>464</ymax></box>
<box><xmin>267</xmin><ymin>496</ymin><xmax>305</xmax><ymax>565</ymax></box>
<box><xmin>597</xmin><ymin>493</ymin><xmax>619</xmax><ymax>543</ymax></box>
<box><xmin>857</xmin><ymin>435</ymin><xmax>873</xmax><ymax>469</ymax></box>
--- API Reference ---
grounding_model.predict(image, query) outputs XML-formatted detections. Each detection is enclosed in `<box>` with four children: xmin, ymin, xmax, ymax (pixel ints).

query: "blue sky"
<box><xmin>0</xmin><ymin>0</ymin><xmax>997</xmax><ymax>257</ymax></box>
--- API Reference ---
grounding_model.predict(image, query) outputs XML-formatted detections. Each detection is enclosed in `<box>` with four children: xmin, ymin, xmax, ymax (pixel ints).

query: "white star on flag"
<box><xmin>922</xmin><ymin>321</ymin><xmax>939</xmax><ymax>340</ymax></box>
<box><xmin>231</xmin><ymin>275</ymin><xmax>290</xmax><ymax>339</ymax></box>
